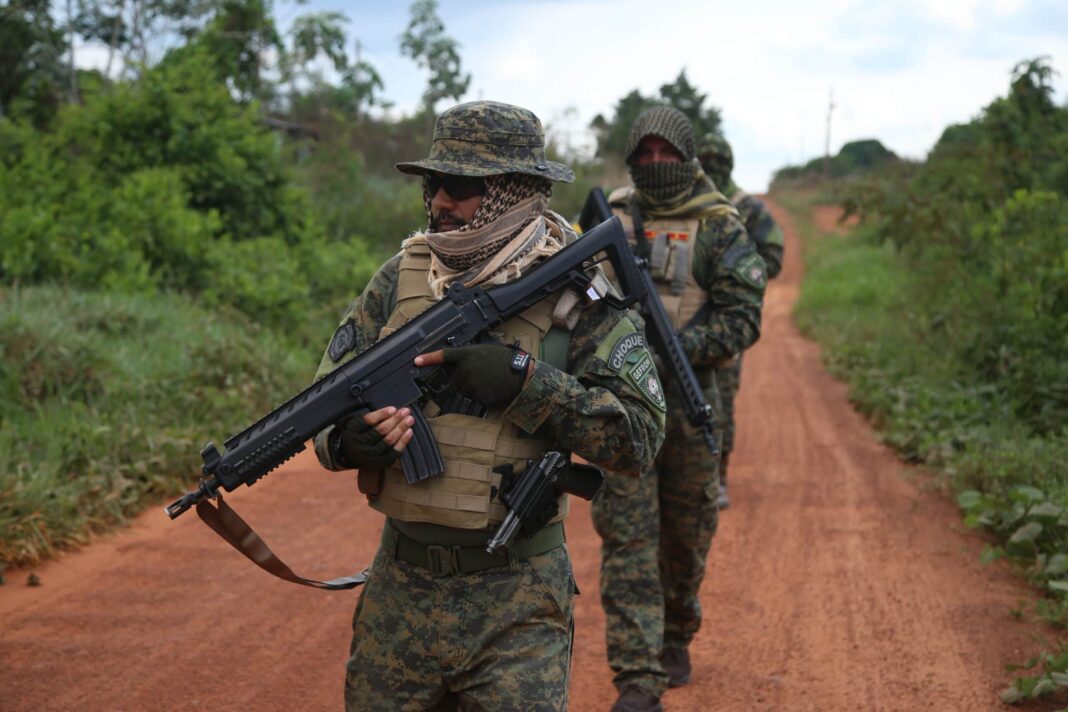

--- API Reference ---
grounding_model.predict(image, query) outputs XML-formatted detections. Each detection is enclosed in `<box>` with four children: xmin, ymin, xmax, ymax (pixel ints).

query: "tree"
<box><xmin>399</xmin><ymin>0</ymin><xmax>469</xmax><ymax>118</ymax></box>
<box><xmin>337</xmin><ymin>40</ymin><xmax>385</xmax><ymax>121</ymax></box>
<box><xmin>0</xmin><ymin>0</ymin><xmax>67</xmax><ymax>123</ymax></box>
<box><xmin>659</xmin><ymin>70</ymin><xmax>720</xmax><ymax>140</ymax></box>
<box><xmin>590</xmin><ymin>70</ymin><xmax>722</xmax><ymax>159</ymax></box>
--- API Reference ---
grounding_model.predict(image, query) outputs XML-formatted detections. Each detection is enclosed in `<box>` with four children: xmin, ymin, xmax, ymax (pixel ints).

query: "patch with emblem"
<box><xmin>511</xmin><ymin>349</ymin><xmax>531</xmax><ymax>372</ymax></box>
<box><xmin>328</xmin><ymin>319</ymin><xmax>356</xmax><ymax>362</ymax></box>
<box><xmin>734</xmin><ymin>252</ymin><xmax>768</xmax><ymax>289</ymax></box>
<box><xmin>625</xmin><ymin>353</ymin><xmax>666</xmax><ymax>411</ymax></box>
<box><xmin>607</xmin><ymin>332</ymin><xmax>647</xmax><ymax>372</ymax></box>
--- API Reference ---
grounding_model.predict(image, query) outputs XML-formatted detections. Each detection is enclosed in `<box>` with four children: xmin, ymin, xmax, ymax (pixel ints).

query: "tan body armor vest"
<box><xmin>368</xmin><ymin>242</ymin><xmax>569</xmax><ymax>530</ymax></box>
<box><xmin>608</xmin><ymin>189</ymin><xmax>708</xmax><ymax>330</ymax></box>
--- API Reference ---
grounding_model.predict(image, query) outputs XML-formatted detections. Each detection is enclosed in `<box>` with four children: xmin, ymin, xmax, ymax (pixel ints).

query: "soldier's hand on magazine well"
<box><xmin>416</xmin><ymin>344</ymin><xmax>533</xmax><ymax>407</ymax></box>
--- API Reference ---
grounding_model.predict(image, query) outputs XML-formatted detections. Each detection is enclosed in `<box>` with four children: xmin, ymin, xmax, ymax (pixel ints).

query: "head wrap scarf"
<box><xmin>407</xmin><ymin>173</ymin><xmax>574</xmax><ymax>299</ymax></box>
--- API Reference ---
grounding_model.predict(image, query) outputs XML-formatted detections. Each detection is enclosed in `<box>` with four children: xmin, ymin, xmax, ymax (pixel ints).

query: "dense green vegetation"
<box><xmin>0</xmin><ymin>0</ymin><xmax>729</xmax><ymax>568</ymax></box>
<box><xmin>0</xmin><ymin>286</ymin><xmax>307</xmax><ymax>564</ymax></box>
<box><xmin>772</xmin><ymin>138</ymin><xmax>899</xmax><ymax>188</ymax></box>
<box><xmin>789</xmin><ymin>58</ymin><xmax>1068</xmax><ymax>703</ymax></box>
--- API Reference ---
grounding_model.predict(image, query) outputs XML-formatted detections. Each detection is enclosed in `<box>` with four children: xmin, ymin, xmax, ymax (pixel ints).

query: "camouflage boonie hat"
<box><xmin>699</xmin><ymin>133</ymin><xmax>734</xmax><ymax>182</ymax></box>
<box><xmin>396</xmin><ymin>101</ymin><xmax>574</xmax><ymax>183</ymax></box>
<box><xmin>624</xmin><ymin>105</ymin><xmax>696</xmax><ymax>163</ymax></box>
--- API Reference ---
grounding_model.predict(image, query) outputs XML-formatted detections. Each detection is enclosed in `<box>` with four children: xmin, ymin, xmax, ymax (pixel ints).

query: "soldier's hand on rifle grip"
<box><xmin>416</xmin><ymin>344</ymin><xmax>533</xmax><ymax>407</ymax></box>
<box><xmin>334</xmin><ymin>407</ymin><xmax>415</xmax><ymax>469</ymax></box>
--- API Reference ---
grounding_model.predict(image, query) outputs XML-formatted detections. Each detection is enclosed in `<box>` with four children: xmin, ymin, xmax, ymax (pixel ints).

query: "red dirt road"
<box><xmin>0</xmin><ymin>198</ymin><xmax>1053</xmax><ymax>711</ymax></box>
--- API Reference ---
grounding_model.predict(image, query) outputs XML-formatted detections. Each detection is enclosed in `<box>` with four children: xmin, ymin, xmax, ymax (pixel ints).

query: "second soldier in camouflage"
<box><xmin>592</xmin><ymin>106</ymin><xmax>767</xmax><ymax>712</ymax></box>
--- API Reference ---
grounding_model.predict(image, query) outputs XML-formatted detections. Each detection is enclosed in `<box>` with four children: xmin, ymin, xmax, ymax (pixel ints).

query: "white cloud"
<box><xmin>215</xmin><ymin>0</ymin><xmax>1068</xmax><ymax>189</ymax></box>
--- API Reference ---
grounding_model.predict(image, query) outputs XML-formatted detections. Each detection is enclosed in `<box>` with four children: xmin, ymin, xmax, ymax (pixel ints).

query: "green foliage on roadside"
<box><xmin>787</xmin><ymin>55</ymin><xmax>1068</xmax><ymax>704</ymax></box>
<box><xmin>772</xmin><ymin>138</ymin><xmax>899</xmax><ymax>188</ymax></box>
<box><xmin>0</xmin><ymin>46</ymin><xmax>388</xmax><ymax>348</ymax></box>
<box><xmin>0</xmin><ymin>285</ymin><xmax>311</xmax><ymax>566</ymax></box>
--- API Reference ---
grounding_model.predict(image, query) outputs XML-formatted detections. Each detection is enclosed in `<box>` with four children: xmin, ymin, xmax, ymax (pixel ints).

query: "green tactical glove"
<box><xmin>332</xmin><ymin>413</ymin><xmax>400</xmax><ymax>469</ymax></box>
<box><xmin>441</xmin><ymin>343</ymin><xmax>531</xmax><ymax>407</ymax></box>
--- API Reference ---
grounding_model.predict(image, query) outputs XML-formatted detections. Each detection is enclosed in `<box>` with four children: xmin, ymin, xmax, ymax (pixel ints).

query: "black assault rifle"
<box><xmin>165</xmin><ymin>216</ymin><xmax>644</xmax><ymax>520</ymax></box>
<box><xmin>579</xmin><ymin>188</ymin><xmax>718</xmax><ymax>456</ymax></box>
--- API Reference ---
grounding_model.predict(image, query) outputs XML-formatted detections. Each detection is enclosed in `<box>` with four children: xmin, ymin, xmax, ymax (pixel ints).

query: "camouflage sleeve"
<box><xmin>687</xmin><ymin>211</ymin><xmax>766</xmax><ymax>366</ymax></box>
<box><xmin>311</xmin><ymin>253</ymin><xmax>402</xmax><ymax>470</ymax></box>
<box><xmin>738</xmin><ymin>194</ymin><xmax>785</xmax><ymax>279</ymax></box>
<box><xmin>502</xmin><ymin>306</ymin><xmax>666</xmax><ymax>477</ymax></box>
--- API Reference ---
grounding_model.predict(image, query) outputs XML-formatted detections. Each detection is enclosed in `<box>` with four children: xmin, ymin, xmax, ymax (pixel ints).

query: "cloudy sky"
<box><xmin>299</xmin><ymin>0</ymin><xmax>1068</xmax><ymax>190</ymax></box>
<box><xmin>82</xmin><ymin>0</ymin><xmax>1068</xmax><ymax>190</ymax></box>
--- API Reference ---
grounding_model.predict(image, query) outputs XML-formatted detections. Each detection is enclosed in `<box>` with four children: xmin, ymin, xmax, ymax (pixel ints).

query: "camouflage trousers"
<box><xmin>591</xmin><ymin>379</ymin><xmax>722</xmax><ymax>696</ymax></box>
<box><xmin>344</xmin><ymin>523</ymin><xmax>576</xmax><ymax>711</ymax></box>
<box><xmin>715</xmin><ymin>354</ymin><xmax>743</xmax><ymax>455</ymax></box>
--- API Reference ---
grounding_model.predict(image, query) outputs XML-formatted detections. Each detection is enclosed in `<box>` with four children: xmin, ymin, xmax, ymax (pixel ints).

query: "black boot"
<box><xmin>611</xmin><ymin>686</ymin><xmax>663</xmax><ymax>712</ymax></box>
<box><xmin>660</xmin><ymin>646</ymin><xmax>692</xmax><ymax>688</ymax></box>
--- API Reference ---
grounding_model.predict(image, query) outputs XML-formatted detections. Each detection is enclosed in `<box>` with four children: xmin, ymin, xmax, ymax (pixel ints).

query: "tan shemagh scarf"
<box><xmin>403</xmin><ymin>195</ymin><xmax>570</xmax><ymax>299</ymax></box>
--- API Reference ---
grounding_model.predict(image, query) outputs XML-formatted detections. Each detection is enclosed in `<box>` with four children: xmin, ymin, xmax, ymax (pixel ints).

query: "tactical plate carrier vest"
<box><xmin>368</xmin><ymin>242</ymin><xmax>571</xmax><ymax>530</ymax></box>
<box><xmin>608</xmin><ymin>187</ymin><xmax>707</xmax><ymax>330</ymax></box>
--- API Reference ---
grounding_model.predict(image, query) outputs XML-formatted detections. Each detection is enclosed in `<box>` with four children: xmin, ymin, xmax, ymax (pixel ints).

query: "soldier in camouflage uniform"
<box><xmin>698</xmin><ymin>134</ymin><xmax>785</xmax><ymax>509</ymax></box>
<box><xmin>312</xmin><ymin>101</ymin><xmax>666</xmax><ymax>712</ymax></box>
<box><xmin>591</xmin><ymin>107</ymin><xmax>766</xmax><ymax>712</ymax></box>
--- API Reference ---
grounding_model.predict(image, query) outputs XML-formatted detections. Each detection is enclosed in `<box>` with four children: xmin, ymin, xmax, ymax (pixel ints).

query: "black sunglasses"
<box><xmin>424</xmin><ymin>172</ymin><xmax>486</xmax><ymax>201</ymax></box>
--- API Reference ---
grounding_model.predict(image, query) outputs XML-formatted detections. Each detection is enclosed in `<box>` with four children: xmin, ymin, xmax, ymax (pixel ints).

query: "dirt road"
<box><xmin>0</xmin><ymin>198</ymin><xmax>1051</xmax><ymax>711</ymax></box>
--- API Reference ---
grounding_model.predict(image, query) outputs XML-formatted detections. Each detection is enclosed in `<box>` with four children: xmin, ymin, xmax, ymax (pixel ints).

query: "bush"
<box><xmin>0</xmin><ymin>285</ymin><xmax>312</xmax><ymax>567</ymax></box>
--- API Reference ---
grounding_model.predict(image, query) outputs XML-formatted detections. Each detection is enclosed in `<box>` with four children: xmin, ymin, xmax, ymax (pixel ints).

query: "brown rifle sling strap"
<box><xmin>195</xmin><ymin>493</ymin><xmax>367</xmax><ymax>591</ymax></box>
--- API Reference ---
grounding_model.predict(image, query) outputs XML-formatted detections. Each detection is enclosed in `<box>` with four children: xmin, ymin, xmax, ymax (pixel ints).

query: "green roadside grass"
<box><xmin>0</xmin><ymin>285</ymin><xmax>316</xmax><ymax>568</ymax></box>
<box><xmin>778</xmin><ymin>189</ymin><xmax>1068</xmax><ymax>703</ymax></box>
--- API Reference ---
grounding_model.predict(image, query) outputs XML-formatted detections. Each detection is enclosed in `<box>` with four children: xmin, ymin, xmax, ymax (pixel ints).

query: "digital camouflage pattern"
<box><xmin>395</xmin><ymin>101</ymin><xmax>574</xmax><ymax>182</ymax></box>
<box><xmin>680</xmin><ymin>208</ymin><xmax>765</xmax><ymax>367</ymax></box>
<box><xmin>725</xmin><ymin>182</ymin><xmax>785</xmax><ymax>280</ymax></box>
<box><xmin>312</xmin><ymin>239</ymin><xmax>666</xmax><ymax>710</ymax></box>
<box><xmin>697</xmin><ymin>133</ymin><xmax>785</xmax><ymax>279</ymax></box>
<box><xmin>312</xmin><ymin>257</ymin><xmax>665</xmax><ymax>476</ymax></box>
<box><xmin>694</xmin><ymin>134</ymin><xmax>784</xmax><ymax>459</ymax></box>
<box><xmin>345</xmin><ymin>528</ymin><xmax>576</xmax><ymax>710</ymax></box>
<box><xmin>698</xmin><ymin>133</ymin><xmax>733</xmax><ymax>191</ymax></box>
<box><xmin>716</xmin><ymin>180</ymin><xmax>785</xmax><ymax>457</ymax></box>
<box><xmin>592</xmin><ymin>380</ymin><xmax>723</xmax><ymax>697</ymax></box>
<box><xmin>593</xmin><ymin>167</ymin><xmax>765</xmax><ymax>697</ymax></box>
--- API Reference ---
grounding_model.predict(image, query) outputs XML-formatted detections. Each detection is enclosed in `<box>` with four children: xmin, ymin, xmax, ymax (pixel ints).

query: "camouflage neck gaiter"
<box><xmin>630</xmin><ymin>159</ymin><xmax>701</xmax><ymax>208</ymax></box>
<box><xmin>422</xmin><ymin>173</ymin><xmax>553</xmax><ymax>271</ymax></box>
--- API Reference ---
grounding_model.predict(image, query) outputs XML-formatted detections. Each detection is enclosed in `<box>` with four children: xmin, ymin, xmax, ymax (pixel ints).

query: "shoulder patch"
<box><xmin>624</xmin><ymin>352</ymin><xmax>666</xmax><ymax>412</ymax></box>
<box><xmin>734</xmin><ymin>252</ymin><xmax>768</xmax><ymax>289</ymax></box>
<box><xmin>607</xmin><ymin>331</ymin><xmax>647</xmax><ymax>372</ymax></box>
<box><xmin>328</xmin><ymin>319</ymin><xmax>357</xmax><ymax>362</ymax></box>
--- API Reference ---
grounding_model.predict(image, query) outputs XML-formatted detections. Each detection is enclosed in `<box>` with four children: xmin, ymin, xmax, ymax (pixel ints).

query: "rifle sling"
<box><xmin>196</xmin><ymin>493</ymin><xmax>367</xmax><ymax>591</ymax></box>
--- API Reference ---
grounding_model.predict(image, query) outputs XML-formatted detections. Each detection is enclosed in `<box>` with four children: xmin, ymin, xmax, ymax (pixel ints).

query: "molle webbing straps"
<box><xmin>196</xmin><ymin>494</ymin><xmax>367</xmax><ymax>590</ymax></box>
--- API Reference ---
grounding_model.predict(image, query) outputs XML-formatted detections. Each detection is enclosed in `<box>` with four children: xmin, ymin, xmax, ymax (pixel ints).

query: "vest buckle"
<box><xmin>426</xmin><ymin>545</ymin><xmax>459</xmax><ymax>577</ymax></box>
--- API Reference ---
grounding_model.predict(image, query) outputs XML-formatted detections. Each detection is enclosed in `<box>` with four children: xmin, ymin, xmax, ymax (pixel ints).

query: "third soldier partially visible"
<box><xmin>699</xmin><ymin>133</ymin><xmax>785</xmax><ymax>508</ymax></box>
<box><xmin>592</xmin><ymin>106</ymin><xmax>767</xmax><ymax>712</ymax></box>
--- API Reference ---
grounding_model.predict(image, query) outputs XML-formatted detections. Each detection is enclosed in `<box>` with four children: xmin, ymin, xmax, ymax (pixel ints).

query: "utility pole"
<box><xmin>823</xmin><ymin>87</ymin><xmax>835</xmax><ymax>179</ymax></box>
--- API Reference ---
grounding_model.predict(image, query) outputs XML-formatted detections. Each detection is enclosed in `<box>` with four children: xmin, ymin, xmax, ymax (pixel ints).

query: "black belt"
<box><xmin>385</xmin><ymin>520</ymin><xmax>564</xmax><ymax>577</ymax></box>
